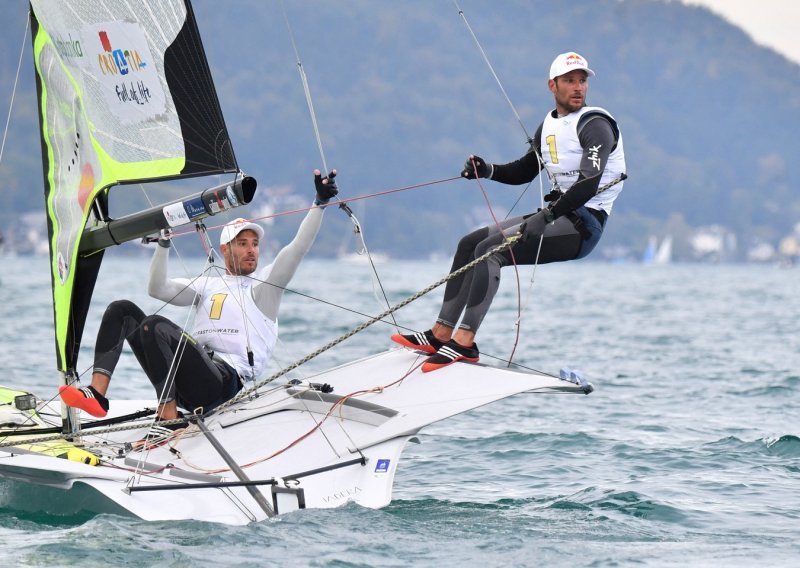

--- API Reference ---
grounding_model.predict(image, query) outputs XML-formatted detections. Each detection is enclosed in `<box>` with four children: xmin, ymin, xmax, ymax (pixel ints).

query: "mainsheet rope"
<box><xmin>13</xmin><ymin>171</ymin><xmax>646</xmax><ymax>449</ymax></box>
<box><xmin>469</xmin><ymin>157</ymin><xmax>524</xmax><ymax>366</ymax></box>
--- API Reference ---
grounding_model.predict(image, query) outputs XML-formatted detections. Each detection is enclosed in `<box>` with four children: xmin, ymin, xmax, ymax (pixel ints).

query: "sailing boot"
<box><xmin>390</xmin><ymin>329</ymin><xmax>445</xmax><ymax>354</ymax></box>
<box><xmin>132</xmin><ymin>413</ymin><xmax>187</xmax><ymax>451</ymax></box>
<box><xmin>58</xmin><ymin>385</ymin><xmax>109</xmax><ymax>418</ymax></box>
<box><xmin>421</xmin><ymin>340</ymin><xmax>480</xmax><ymax>373</ymax></box>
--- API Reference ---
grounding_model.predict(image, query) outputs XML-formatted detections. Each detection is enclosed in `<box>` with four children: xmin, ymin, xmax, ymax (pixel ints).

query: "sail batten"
<box><xmin>29</xmin><ymin>0</ymin><xmax>240</xmax><ymax>375</ymax></box>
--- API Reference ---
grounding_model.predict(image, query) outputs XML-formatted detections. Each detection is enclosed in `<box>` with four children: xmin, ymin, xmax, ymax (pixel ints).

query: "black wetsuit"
<box><xmin>92</xmin><ymin>300</ymin><xmax>240</xmax><ymax>412</ymax></box>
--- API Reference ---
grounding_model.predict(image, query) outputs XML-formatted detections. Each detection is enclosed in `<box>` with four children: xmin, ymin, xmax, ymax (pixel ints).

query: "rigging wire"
<box><xmin>280</xmin><ymin>1</ymin><xmax>329</xmax><ymax>175</ymax></box>
<box><xmin>279</xmin><ymin>0</ymin><xmax>399</xmax><ymax>329</ymax></box>
<box><xmin>451</xmin><ymin>0</ymin><xmax>559</xmax><ymax>202</ymax></box>
<box><xmin>0</xmin><ymin>11</ymin><xmax>30</xmax><ymax>166</ymax></box>
<box><xmin>242</xmin><ymin>0</ymin><xmax>407</xmax><ymax>441</ymax></box>
<box><xmin>220</xmin><ymin>222</ymin><xmax>258</xmax><ymax>371</ymax></box>
<box><xmin>452</xmin><ymin>0</ymin><xmax>562</xmax><ymax>189</ymax></box>
<box><xmin>452</xmin><ymin>0</ymin><xmax>533</xmax><ymax>146</ymax></box>
<box><xmin>224</xmin><ymin>175</ymin><xmax>460</xmax><ymax>227</ymax></box>
<box><xmin>276</xmin><ymin>4</ymin><xmax>411</xmax><ymax>451</ymax></box>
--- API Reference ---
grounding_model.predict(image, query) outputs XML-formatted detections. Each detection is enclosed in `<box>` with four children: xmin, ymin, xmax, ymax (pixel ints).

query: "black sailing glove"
<box><xmin>461</xmin><ymin>154</ymin><xmax>493</xmax><ymax>179</ymax></box>
<box><xmin>314</xmin><ymin>169</ymin><xmax>338</xmax><ymax>205</ymax></box>
<box><xmin>544</xmin><ymin>189</ymin><xmax>563</xmax><ymax>203</ymax></box>
<box><xmin>519</xmin><ymin>208</ymin><xmax>554</xmax><ymax>242</ymax></box>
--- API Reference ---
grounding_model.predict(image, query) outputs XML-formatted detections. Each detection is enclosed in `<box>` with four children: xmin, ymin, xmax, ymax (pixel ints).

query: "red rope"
<box><xmin>469</xmin><ymin>158</ymin><xmax>523</xmax><ymax>366</ymax></box>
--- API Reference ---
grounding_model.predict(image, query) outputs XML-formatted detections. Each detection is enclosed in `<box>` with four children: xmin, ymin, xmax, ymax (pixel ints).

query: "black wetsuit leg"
<box><xmin>458</xmin><ymin>214</ymin><xmax>584</xmax><ymax>332</ymax></box>
<box><xmin>127</xmin><ymin>314</ymin><xmax>225</xmax><ymax>409</ymax></box>
<box><xmin>436</xmin><ymin>215</ymin><xmax>526</xmax><ymax>328</ymax></box>
<box><xmin>93</xmin><ymin>300</ymin><xmax>147</xmax><ymax>377</ymax></box>
<box><xmin>92</xmin><ymin>299</ymin><xmax>239</xmax><ymax>412</ymax></box>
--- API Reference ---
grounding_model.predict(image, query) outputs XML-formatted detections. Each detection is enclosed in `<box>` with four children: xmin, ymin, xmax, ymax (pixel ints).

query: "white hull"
<box><xmin>0</xmin><ymin>348</ymin><xmax>590</xmax><ymax>524</ymax></box>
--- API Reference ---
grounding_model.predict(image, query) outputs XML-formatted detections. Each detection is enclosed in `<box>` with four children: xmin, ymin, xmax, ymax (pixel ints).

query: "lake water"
<box><xmin>0</xmin><ymin>254</ymin><xmax>798</xmax><ymax>567</ymax></box>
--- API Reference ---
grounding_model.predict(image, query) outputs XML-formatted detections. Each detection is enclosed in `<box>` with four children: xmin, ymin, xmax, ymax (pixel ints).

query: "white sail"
<box><xmin>654</xmin><ymin>235</ymin><xmax>673</xmax><ymax>264</ymax></box>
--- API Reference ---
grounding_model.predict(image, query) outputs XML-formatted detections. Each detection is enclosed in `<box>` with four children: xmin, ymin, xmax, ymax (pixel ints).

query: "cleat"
<box><xmin>59</xmin><ymin>385</ymin><xmax>109</xmax><ymax>418</ymax></box>
<box><xmin>390</xmin><ymin>329</ymin><xmax>445</xmax><ymax>354</ymax></box>
<box><xmin>421</xmin><ymin>340</ymin><xmax>480</xmax><ymax>373</ymax></box>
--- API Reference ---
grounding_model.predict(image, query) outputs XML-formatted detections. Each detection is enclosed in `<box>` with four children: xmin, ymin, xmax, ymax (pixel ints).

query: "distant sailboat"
<box><xmin>654</xmin><ymin>235</ymin><xmax>672</xmax><ymax>264</ymax></box>
<box><xmin>643</xmin><ymin>235</ymin><xmax>672</xmax><ymax>264</ymax></box>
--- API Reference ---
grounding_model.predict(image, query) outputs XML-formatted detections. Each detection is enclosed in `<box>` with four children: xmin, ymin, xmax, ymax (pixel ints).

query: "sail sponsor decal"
<box><xmin>80</xmin><ymin>21</ymin><xmax>167</xmax><ymax>123</ymax></box>
<box><xmin>374</xmin><ymin>459</ymin><xmax>391</xmax><ymax>473</ymax></box>
<box><xmin>183</xmin><ymin>197</ymin><xmax>207</xmax><ymax>219</ymax></box>
<box><xmin>52</xmin><ymin>32</ymin><xmax>84</xmax><ymax>62</ymax></box>
<box><xmin>207</xmin><ymin>184</ymin><xmax>239</xmax><ymax>214</ymax></box>
<box><xmin>162</xmin><ymin>196</ymin><xmax>208</xmax><ymax>227</ymax></box>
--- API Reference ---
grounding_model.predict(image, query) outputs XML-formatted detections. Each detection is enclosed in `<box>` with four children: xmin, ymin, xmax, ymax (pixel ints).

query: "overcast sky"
<box><xmin>680</xmin><ymin>0</ymin><xmax>800</xmax><ymax>65</ymax></box>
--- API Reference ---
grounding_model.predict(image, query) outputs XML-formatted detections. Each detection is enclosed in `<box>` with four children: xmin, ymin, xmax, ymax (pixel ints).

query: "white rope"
<box><xmin>0</xmin><ymin>11</ymin><xmax>30</xmax><ymax>165</ymax></box>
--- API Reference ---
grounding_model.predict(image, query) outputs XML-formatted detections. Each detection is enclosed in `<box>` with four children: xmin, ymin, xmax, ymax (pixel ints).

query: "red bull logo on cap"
<box><xmin>565</xmin><ymin>53</ymin><xmax>585</xmax><ymax>66</ymax></box>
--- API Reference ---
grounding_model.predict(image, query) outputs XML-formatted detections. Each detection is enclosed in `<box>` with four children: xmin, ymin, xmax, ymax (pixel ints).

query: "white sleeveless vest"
<box><xmin>190</xmin><ymin>273</ymin><xmax>278</xmax><ymax>381</ymax></box>
<box><xmin>539</xmin><ymin>106</ymin><xmax>625</xmax><ymax>213</ymax></box>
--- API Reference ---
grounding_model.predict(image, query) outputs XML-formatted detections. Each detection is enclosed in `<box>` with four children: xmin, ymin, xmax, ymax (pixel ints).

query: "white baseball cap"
<box><xmin>549</xmin><ymin>52</ymin><xmax>595</xmax><ymax>80</ymax></box>
<box><xmin>219</xmin><ymin>217</ymin><xmax>264</xmax><ymax>246</ymax></box>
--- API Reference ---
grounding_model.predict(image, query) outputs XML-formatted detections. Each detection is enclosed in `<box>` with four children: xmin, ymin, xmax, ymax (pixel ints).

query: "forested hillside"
<box><xmin>1</xmin><ymin>0</ymin><xmax>797</xmax><ymax>260</ymax></box>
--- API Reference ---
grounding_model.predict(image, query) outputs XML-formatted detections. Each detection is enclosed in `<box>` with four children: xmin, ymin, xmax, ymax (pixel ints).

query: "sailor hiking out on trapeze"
<box><xmin>392</xmin><ymin>51</ymin><xmax>626</xmax><ymax>372</ymax></box>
